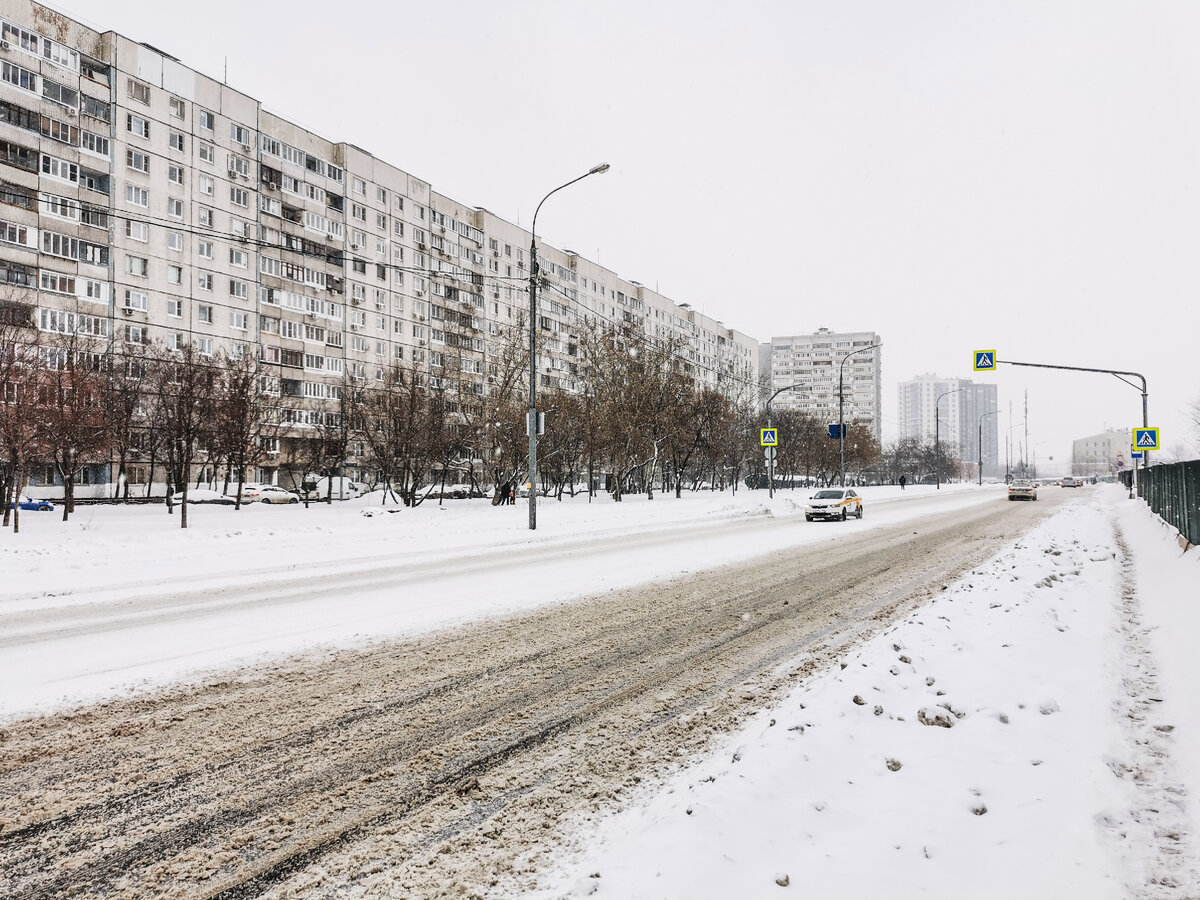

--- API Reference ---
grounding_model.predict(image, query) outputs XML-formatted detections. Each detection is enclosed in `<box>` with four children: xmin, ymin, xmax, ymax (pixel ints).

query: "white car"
<box><xmin>254</xmin><ymin>485</ymin><xmax>300</xmax><ymax>504</ymax></box>
<box><xmin>805</xmin><ymin>488</ymin><xmax>863</xmax><ymax>522</ymax></box>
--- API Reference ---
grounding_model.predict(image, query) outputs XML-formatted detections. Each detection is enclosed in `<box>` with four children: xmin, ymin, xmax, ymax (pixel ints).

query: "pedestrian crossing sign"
<box><xmin>973</xmin><ymin>350</ymin><xmax>997</xmax><ymax>371</ymax></box>
<box><xmin>1133</xmin><ymin>428</ymin><xmax>1159</xmax><ymax>451</ymax></box>
<box><xmin>760</xmin><ymin>428</ymin><xmax>778</xmax><ymax>447</ymax></box>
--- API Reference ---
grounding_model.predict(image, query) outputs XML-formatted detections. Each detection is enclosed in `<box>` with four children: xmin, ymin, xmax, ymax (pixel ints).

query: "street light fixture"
<box><xmin>527</xmin><ymin>163</ymin><xmax>610</xmax><ymax>531</ymax></box>
<box><xmin>977</xmin><ymin>408</ymin><xmax>1000</xmax><ymax>486</ymax></box>
<box><xmin>934</xmin><ymin>387</ymin><xmax>964</xmax><ymax>490</ymax></box>
<box><xmin>838</xmin><ymin>342</ymin><xmax>881</xmax><ymax>487</ymax></box>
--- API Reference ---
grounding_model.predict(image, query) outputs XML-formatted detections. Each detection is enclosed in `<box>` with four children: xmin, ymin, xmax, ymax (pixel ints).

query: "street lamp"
<box><xmin>765</xmin><ymin>384</ymin><xmax>796</xmax><ymax>499</ymax></box>
<box><xmin>838</xmin><ymin>342</ymin><xmax>881</xmax><ymax>487</ymax></box>
<box><xmin>527</xmin><ymin>163</ymin><xmax>610</xmax><ymax>531</ymax></box>
<box><xmin>977</xmin><ymin>409</ymin><xmax>999</xmax><ymax>486</ymax></box>
<box><xmin>934</xmin><ymin>387</ymin><xmax>964</xmax><ymax>490</ymax></box>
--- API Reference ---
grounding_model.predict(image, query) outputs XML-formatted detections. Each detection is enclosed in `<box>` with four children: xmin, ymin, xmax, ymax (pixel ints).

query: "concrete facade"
<box><xmin>0</xmin><ymin>1</ymin><xmax>758</xmax><ymax>489</ymax></box>
<box><xmin>898</xmin><ymin>374</ymin><xmax>1000</xmax><ymax>477</ymax></box>
<box><xmin>761</xmin><ymin>327</ymin><xmax>882</xmax><ymax>443</ymax></box>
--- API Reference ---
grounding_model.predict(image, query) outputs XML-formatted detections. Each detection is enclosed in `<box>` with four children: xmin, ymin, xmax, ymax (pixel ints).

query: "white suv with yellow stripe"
<box><xmin>805</xmin><ymin>488</ymin><xmax>863</xmax><ymax>522</ymax></box>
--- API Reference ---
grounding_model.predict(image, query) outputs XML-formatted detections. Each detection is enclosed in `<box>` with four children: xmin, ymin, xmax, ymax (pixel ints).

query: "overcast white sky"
<box><xmin>54</xmin><ymin>0</ymin><xmax>1200</xmax><ymax>467</ymax></box>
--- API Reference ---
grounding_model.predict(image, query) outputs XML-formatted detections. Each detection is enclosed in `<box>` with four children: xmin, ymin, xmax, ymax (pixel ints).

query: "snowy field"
<box><xmin>524</xmin><ymin>486</ymin><xmax>1200</xmax><ymax>899</ymax></box>
<box><xmin>1</xmin><ymin>482</ymin><xmax>992</xmax><ymax>720</ymax></box>
<box><xmin>3</xmin><ymin>483</ymin><xmax>1198</xmax><ymax>897</ymax></box>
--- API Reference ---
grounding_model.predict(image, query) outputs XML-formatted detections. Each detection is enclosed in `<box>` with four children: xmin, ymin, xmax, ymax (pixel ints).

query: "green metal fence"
<box><xmin>1125</xmin><ymin>461</ymin><xmax>1200</xmax><ymax>546</ymax></box>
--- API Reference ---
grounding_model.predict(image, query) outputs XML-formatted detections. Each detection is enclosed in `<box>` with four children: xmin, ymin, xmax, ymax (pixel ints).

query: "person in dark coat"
<box><xmin>899</xmin><ymin>474</ymin><xmax>907</xmax><ymax>490</ymax></box>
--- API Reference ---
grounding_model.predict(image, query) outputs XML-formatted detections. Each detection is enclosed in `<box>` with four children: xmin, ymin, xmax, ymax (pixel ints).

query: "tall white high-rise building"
<box><xmin>898</xmin><ymin>374</ymin><xmax>1000</xmax><ymax>477</ymax></box>
<box><xmin>761</xmin><ymin>327</ymin><xmax>882</xmax><ymax>444</ymax></box>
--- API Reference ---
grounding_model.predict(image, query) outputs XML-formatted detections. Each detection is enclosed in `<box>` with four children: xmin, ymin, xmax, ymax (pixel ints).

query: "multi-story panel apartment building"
<box><xmin>897</xmin><ymin>374</ymin><xmax>1000</xmax><ymax>477</ymax></box>
<box><xmin>0</xmin><ymin>1</ymin><xmax>757</xmax><ymax>492</ymax></box>
<box><xmin>762</xmin><ymin>327</ymin><xmax>883</xmax><ymax>443</ymax></box>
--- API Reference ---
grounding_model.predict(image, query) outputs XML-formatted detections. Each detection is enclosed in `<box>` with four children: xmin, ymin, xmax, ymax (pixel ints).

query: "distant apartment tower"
<box><xmin>898</xmin><ymin>374</ymin><xmax>999</xmax><ymax>477</ymax></box>
<box><xmin>1072</xmin><ymin>429</ymin><xmax>1130</xmax><ymax>479</ymax></box>
<box><xmin>762</xmin><ymin>328</ymin><xmax>882</xmax><ymax>443</ymax></box>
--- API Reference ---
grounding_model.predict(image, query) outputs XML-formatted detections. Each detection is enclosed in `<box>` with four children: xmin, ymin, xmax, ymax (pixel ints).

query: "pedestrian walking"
<box><xmin>899</xmin><ymin>474</ymin><xmax>907</xmax><ymax>490</ymax></box>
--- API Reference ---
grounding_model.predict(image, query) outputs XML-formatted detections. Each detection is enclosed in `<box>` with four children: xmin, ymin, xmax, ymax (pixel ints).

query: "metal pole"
<box><xmin>978</xmin><ymin>409</ymin><xmax>999</xmax><ymax>486</ymax></box>
<box><xmin>526</xmin><ymin>163</ymin><xmax>610</xmax><ymax>531</ymax></box>
<box><xmin>838</xmin><ymin>342</ymin><xmax>880</xmax><ymax>487</ymax></box>
<box><xmin>935</xmin><ymin>388</ymin><xmax>963</xmax><ymax>490</ymax></box>
<box><xmin>766</xmin><ymin>385</ymin><xmax>793</xmax><ymax>499</ymax></box>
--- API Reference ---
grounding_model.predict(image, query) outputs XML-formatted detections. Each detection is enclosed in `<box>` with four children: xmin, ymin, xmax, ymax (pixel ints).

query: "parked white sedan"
<box><xmin>804</xmin><ymin>488</ymin><xmax>864</xmax><ymax>522</ymax></box>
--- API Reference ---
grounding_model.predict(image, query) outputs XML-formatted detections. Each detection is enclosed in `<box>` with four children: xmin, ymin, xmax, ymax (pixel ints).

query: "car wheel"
<box><xmin>805</xmin><ymin>515</ymin><xmax>814</xmax><ymax>522</ymax></box>
<box><xmin>289</xmin><ymin>497</ymin><xmax>298</xmax><ymax>504</ymax></box>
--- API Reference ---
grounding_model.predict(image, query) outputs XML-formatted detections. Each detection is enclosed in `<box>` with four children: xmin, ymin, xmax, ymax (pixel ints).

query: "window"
<box><xmin>230</xmin><ymin>248</ymin><xmax>248</xmax><ymax>268</ymax></box>
<box><xmin>169</xmin><ymin>96</ymin><xmax>185</xmax><ymax>119</ymax></box>
<box><xmin>2</xmin><ymin>62</ymin><xmax>37</xmax><ymax>92</ymax></box>
<box><xmin>376</xmin><ymin>187</ymin><xmax>387</xmax><ymax>203</ymax></box>
<box><xmin>230</xmin><ymin>123</ymin><xmax>250</xmax><ymax>146</ymax></box>
<box><xmin>126</xmin><ymin>114</ymin><xmax>150</xmax><ymax>138</ymax></box>
<box><xmin>229</xmin><ymin>154</ymin><xmax>250</xmax><ymax>177</ymax></box>
<box><xmin>166</xmin><ymin>265</ymin><xmax>181</xmax><ymax>285</ymax></box>
<box><xmin>168</xmin><ymin>164</ymin><xmax>184</xmax><ymax>185</ymax></box>
<box><xmin>81</xmin><ymin>131</ymin><xmax>109</xmax><ymax>157</ymax></box>
<box><xmin>167</xmin><ymin>297</ymin><xmax>182</xmax><ymax>317</ymax></box>
<box><xmin>198</xmin><ymin>240</ymin><xmax>213</xmax><ymax>259</ymax></box>
<box><xmin>126</xmin><ymin>256</ymin><xmax>148</xmax><ymax>277</ymax></box>
<box><xmin>198</xmin><ymin>174</ymin><xmax>214</xmax><ymax>196</ymax></box>
<box><xmin>124</xmin><ymin>289</ymin><xmax>148</xmax><ymax>311</ymax></box>
<box><xmin>125</xmin><ymin>185</ymin><xmax>148</xmax><ymax>207</ymax></box>
<box><xmin>167</xmin><ymin>197</ymin><xmax>184</xmax><ymax>218</ymax></box>
<box><xmin>376</xmin><ymin>212</ymin><xmax>387</xmax><ymax>230</ymax></box>
<box><xmin>351</xmin><ymin>203</ymin><xmax>366</xmax><ymax>222</ymax></box>
<box><xmin>127</xmin><ymin>79</ymin><xmax>150</xmax><ymax>104</ymax></box>
<box><xmin>42</xmin><ymin>79</ymin><xmax>78</xmax><ymax>109</ymax></box>
<box><xmin>230</xmin><ymin>280</ymin><xmax>248</xmax><ymax>299</ymax></box>
<box><xmin>230</xmin><ymin>311</ymin><xmax>248</xmax><ymax>330</ymax></box>
<box><xmin>169</xmin><ymin>131</ymin><xmax>185</xmax><ymax>152</ymax></box>
<box><xmin>168</xmin><ymin>232</ymin><xmax>184</xmax><ymax>252</ymax></box>
<box><xmin>199</xmin><ymin>110</ymin><xmax>214</xmax><ymax>130</ymax></box>
<box><xmin>352</xmin><ymin>177</ymin><xmax>365</xmax><ymax>195</ymax></box>
<box><xmin>197</xmin><ymin>273</ymin><xmax>212</xmax><ymax>291</ymax></box>
<box><xmin>199</xmin><ymin>142</ymin><xmax>214</xmax><ymax>164</ymax></box>
<box><xmin>0</xmin><ymin>219</ymin><xmax>26</xmax><ymax>245</ymax></box>
<box><xmin>197</xmin><ymin>338</ymin><xmax>212</xmax><ymax>356</ymax></box>
<box><xmin>41</xmin><ymin>155</ymin><xmax>79</xmax><ymax>183</ymax></box>
<box><xmin>198</xmin><ymin>305</ymin><xmax>212</xmax><ymax>324</ymax></box>
<box><xmin>80</xmin><ymin>95</ymin><xmax>110</xmax><ymax>122</ymax></box>
<box><xmin>40</xmin><ymin>270</ymin><xmax>75</xmax><ymax>295</ymax></box>
<box><xmin>126</xmin><ymin>148</ymin><xmax>150</xmax><ymax>173</ymax></box>
<box><xmin>125</xmin><ymin>220</ymin><xmax>149</xmax><ymax>242</ymax></box>
<box><xmin>198</xmin><ymin>207</ymin><xmax>213</xmax><ymax>228</ymax></box>
<box><xmin>230</xmin><ymin>186</ymin><xmax>248</xmax><ymax>207</ymax></box>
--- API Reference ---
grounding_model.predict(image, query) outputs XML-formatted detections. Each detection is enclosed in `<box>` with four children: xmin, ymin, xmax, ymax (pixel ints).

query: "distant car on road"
<box><xmin>1007</xmin><ymin>480</ymin><xmax>1038</xmax><ymax>501</ymax></box>
<box><xmin>805</xmin><ymin>488</ymin><xmax>863</xmax><ymax>522</ymax></box>
<box><xmin>10</xmin><ymin>495</ymin><xmax>54</xmax><ymax>512</ymax></box>
<box><xmin>1061</xmin><ymin>476</ymin><xmax>1081</xmax><ymax>487</ymax></box>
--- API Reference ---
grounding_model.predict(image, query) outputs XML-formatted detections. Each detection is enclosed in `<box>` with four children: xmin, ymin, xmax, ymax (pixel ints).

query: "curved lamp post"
<box><xmin>978</xmin><ymin>408</ymin><xmax>1000</xmax><ymax>485</ymax></box>
<box><xmin>765</xmin><ymin>384</ymin><xmax>795</xmax><ymax>499</ymax></box>
<box><xmin>838</xmin><ymin>343</ymin><xmax>881</xmax><ymax>487</ymax></box>
<box><xmin>528</xmin><ymin>163</ymin><xmax>610</xmax><ymax>530</ymax></box>
<box><xmin>934</xmin><ymin>387</ymin><xmax>964</xmax><ymax>490</ymax></box>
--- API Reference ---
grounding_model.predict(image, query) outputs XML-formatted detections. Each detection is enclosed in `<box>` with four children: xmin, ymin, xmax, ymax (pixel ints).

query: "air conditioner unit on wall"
<box><xmin>0</xmin><ymin>41</ymin><xmax>10</xmax><ymax>51</ymax></box>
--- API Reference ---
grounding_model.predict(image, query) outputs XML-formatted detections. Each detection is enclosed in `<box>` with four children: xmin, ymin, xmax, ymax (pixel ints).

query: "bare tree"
<box><xmin>146</xmin><ymin>342</ymin><xmax>214</xmax><ymax>528</ymax></box>
<box><xmin>361</xmin><ymin>363</ymin><xmax>447</xmax><ymax>507</ymax></box>
<box><xmin>0</xmin><ymin>303</ymin><xmax>41</xmax><ymax>532</ymax></box>
<box><xmin>37</xmin><ymin>330</ymin><xmax>110</xmax><ymax>521</ymax></box>
<box><xmin>213</xmin><ymin>350</ymin><xmax>279</xmax><ymax>508</ymax></box>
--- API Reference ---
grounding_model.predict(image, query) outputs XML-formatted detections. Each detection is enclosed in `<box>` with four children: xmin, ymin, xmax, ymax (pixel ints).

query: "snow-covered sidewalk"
<box><xmin>525</xmin><ymin>487</ymin><xmax>1200</xmax><ymax>899</ymax></box>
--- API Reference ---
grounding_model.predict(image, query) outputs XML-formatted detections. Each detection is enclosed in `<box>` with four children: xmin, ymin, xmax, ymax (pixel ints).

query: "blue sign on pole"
<box><xmin>973</xmin><ymin>350</ymin><xmax>997</xmax><ymax>371</ymax></box>
<box><xmin>1131</xmin><ymin>451</ymin><xmax>1144</xmax><ymax>460</ymax></box>
<box><xmin>760</xmin><ymin>428</ymin><xmax>778</xmax><ymax>446</ymax></box>
<box><xmin>828</xmin><ymin>423</ymin><xmax>844</xmax><ymax>439</ymax></box>
<box><xmin>1133</xmin><ymin>428</ymin><xmax>1160</xmax><ymax>450</ymax></box>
